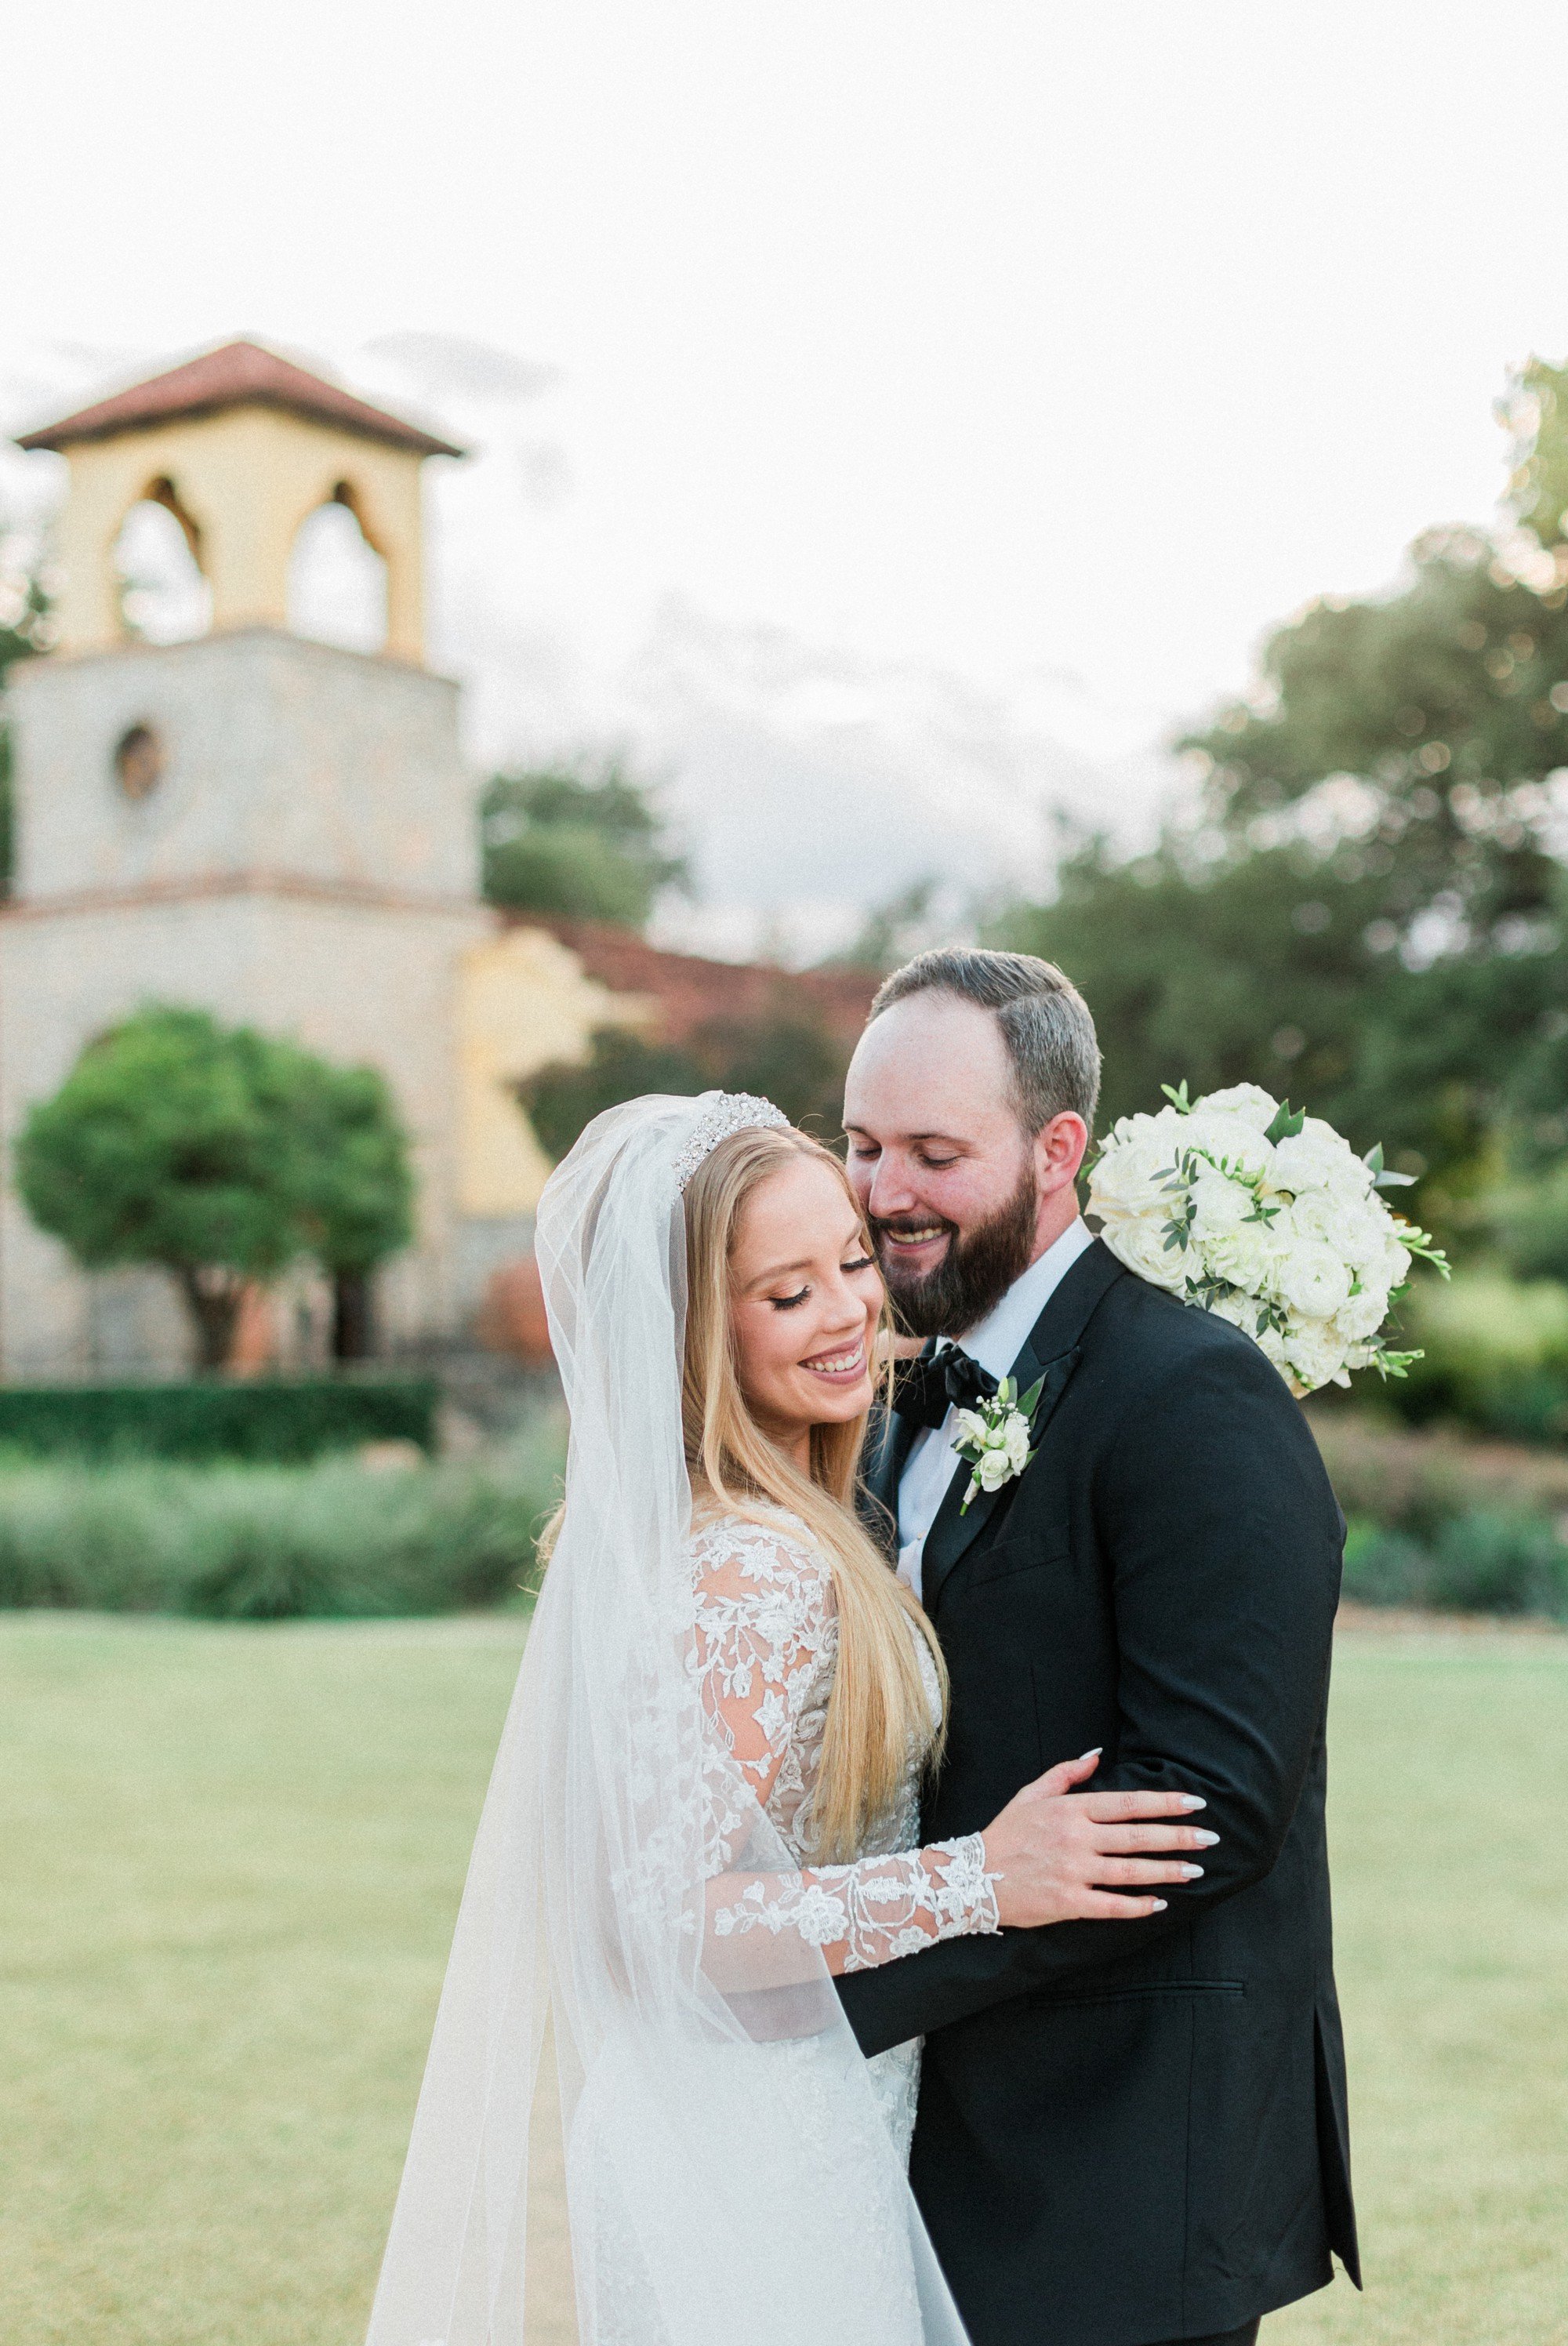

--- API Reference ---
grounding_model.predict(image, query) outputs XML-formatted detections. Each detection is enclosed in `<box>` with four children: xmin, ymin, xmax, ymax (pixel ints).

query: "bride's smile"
<box><xmin>727</xmin><ymin>1154</ymin><xmax>884</xmax><ymax>1454</ymax></box>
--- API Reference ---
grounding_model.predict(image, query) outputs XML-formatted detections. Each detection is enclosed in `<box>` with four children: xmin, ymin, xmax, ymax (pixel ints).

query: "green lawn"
<box><xmin>0</xmin><ymin>1614</ymin><xmax>1563</xmax><ymax>2346</ymax></box>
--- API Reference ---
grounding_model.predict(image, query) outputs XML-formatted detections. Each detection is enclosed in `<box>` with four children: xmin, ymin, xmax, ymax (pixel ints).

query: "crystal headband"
<box><xmin>672</xmin><ymin>1092</ymin><xmax>793</xmax><ymax>1191</ymax></box>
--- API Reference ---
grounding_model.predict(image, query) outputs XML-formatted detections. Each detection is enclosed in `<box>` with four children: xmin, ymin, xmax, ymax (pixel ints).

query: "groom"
<box><xmin>836</xmin><ymin>949</ymin><xmax>1359</xmax><ymax>2346</ymax></box>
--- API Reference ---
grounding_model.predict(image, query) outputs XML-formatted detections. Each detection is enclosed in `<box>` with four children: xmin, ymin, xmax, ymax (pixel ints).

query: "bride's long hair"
<box><xmin>681</xmin><ymin>1123</ymin><xmax>947</xmax><ymax>1863</ymax></box>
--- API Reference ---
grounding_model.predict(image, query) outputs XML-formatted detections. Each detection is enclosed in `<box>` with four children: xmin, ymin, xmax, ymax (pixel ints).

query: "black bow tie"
<box><xmin>892</xmin><ymin>1344</ymin><xmax>1000</xmax><ymax>1430</ymax></box>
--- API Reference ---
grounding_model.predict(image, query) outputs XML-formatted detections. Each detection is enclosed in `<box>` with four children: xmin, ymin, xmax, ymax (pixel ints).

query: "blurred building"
<box><xmin>2</xmin><ymin>341</ymin><xmax>877</xmax><ymax>1379</ymax></box>
<box><xmin>0</xmin><ymin>345</ymin><xmax>639</xmax><ymax>1375</ymax></box>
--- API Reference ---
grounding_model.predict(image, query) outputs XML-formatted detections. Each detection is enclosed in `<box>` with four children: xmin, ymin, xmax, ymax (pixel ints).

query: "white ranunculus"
<box><xmin>1271</xmin><ymin>1240</ymin><xmax>1354</xmax><ymax>1322</ymax></box>
<box><xmin>1279</xmin><ymin>1187</ymin><xmax>1341</xmax><ymax>1246</ymax></box>
<box><xmin>976</xmin><ymin>1447</ymin><xmax>1016</xmax><ymax>1492</ymax></box>
<box><xmin>1199</xmin><ymin>1083</ymin><xmax>1282</xmax><ymax>1132</ymax></box>
<box><xmin>1187</xmin><ymin>1165</ymin><xmax>1256</xmax><ymax>1240</ymax></box>
<box><xmin>1099</xmin><ymin>1215</ymin><xmax>1191</xmax><ymax>1294</ymax></box>
<box><xmin>1284</xmin><ymin>1319</ymin><xmax>1352</xmax><ymax>1394</ymax></box>
<box><xmin>1204</xmin><ymin>1222</ymin><xmax>1280</xmax><ymax>1297</ymax></box>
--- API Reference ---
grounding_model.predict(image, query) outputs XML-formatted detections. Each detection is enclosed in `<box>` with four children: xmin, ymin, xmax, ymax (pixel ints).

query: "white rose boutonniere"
<box><xmin>953</xmin><ymin>1374</ymin><xmax>1045</xmax><ymax>1513</ymax></box>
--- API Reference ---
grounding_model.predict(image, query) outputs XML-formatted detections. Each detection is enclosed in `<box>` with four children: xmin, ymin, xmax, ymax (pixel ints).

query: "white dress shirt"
<box><xmin>896</xmin><ymin>1215</ymin><xmax>1096</xmax><ymax>1602</ymax></box>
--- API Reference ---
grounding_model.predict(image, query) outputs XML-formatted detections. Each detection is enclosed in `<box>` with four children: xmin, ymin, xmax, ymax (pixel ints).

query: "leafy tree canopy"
<box><xmin>523</xmin><ymin>1008</ymin><xmax>851</xmax><ymax>1164</ymax></box>
<box><xmin>17</xmin><ymin>1006</ymin><xmax>412</xmax><ymax>1370</ymax></box>
<box><xmin>481</xmin><ymin>758</ymin><xmax>688</xmax><ymax>930</ymax></box>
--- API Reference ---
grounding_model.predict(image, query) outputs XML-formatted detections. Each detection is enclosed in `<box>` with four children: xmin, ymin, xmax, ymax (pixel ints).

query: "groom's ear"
<box><xmin>1035</xmin><ymin>1110</ymin><xmax>1089</xmax><ymax>1196</ymax></box>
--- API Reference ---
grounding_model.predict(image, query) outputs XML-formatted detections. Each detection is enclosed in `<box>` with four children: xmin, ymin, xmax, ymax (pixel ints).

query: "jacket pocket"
<box><xmin>966</xmin><ymin>1537</ymin><xmax>1071</xmax><ymax>1589</ymax></box>
<box><xmin>1028</xmin><ymin>1979</ymin><xmax>1246</xmax><ymax>2009</ymax></box>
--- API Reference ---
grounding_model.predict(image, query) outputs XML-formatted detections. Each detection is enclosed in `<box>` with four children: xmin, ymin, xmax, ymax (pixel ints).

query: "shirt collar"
<box><xmin>954</xmin><ymin>1215</ymin><xmax>1095</xmax><ymax>1383</ymax></box>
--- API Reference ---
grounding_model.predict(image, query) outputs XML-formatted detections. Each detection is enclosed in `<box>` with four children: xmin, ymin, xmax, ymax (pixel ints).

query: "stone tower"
<box><xmin>0</xmin><ymin>341</ymin><xmax>500</xmax><ymax>1375</ymax></box>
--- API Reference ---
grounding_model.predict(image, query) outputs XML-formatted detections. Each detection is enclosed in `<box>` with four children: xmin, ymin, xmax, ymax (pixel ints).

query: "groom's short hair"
<box><xmin>869</xmin><ymin>948</ymin><xmax>1101</xmax><ymax>1136</ymax></box>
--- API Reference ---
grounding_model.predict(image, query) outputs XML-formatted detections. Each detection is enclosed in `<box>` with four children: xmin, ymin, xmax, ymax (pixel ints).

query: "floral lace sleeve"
<box><xmin>690</xmin><ymin>1513</ymin><xmax>1000</xmax><ymax>1977</ymax></box>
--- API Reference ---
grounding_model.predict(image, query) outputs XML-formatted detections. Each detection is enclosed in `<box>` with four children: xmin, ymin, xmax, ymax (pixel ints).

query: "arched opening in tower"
<box><xmin>286</xmin><ymin>485</ymin><xmax>390</xmax><ymax>655</ymax></box>
<box><xmin>114</xmin><ymin>478</ymin><xmax>212</xmax><ymax>645</ymax></box>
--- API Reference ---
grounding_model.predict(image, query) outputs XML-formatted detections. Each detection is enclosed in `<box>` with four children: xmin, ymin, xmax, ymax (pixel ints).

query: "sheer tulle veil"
<box><xmin>365</xmin><ymin>1092</ymin><xmax>970</xmax><ymax>2346</ymax></box>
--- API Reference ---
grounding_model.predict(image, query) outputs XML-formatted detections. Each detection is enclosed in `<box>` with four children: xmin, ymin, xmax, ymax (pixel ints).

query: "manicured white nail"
<box><xmin>1180</xmin><ymin>1864</ymin><xmax>1204</xmax><ymax>1879</ymax></box>
<box><xmin>1179</xmin><ymin>1796</ymin><xmax>1207</xmax><ymax>1811</ymax></box>
<box><xmin>1194</xmin><ymin>1830</ymin><xmax>1219</xmax><ymax>1847</ymax></box>
<box><xmin>1149</xmin><ymin>1899</ymin><xmax>1168</xmax><ymax>1912</ymax></box>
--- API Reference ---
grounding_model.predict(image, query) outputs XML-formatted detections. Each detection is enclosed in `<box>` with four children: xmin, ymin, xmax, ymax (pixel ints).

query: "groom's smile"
<box><xmin>843</xmin><ymin>986</ymin><xmax>1087</xmax><ymax>1339</ymax></box>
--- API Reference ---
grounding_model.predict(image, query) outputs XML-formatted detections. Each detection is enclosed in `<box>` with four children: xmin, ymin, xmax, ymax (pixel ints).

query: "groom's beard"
<box><xmin>873</xmin><ymin>1165</ymin><xmax>1039</xmax><ymax>1339</ymax></box>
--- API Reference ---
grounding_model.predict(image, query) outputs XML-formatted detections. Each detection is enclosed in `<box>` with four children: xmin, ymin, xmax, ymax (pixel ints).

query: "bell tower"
<box><xmin>0</xmin><ymin>341</ymin><xmax>497</xmax><ymax>1377</ymax></box>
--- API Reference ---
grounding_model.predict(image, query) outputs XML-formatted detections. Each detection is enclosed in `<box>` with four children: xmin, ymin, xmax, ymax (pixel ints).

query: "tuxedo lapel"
<box><xmin>861</xmin><ymin>1343</ymin><xmax>931</xmax><ymax>1556</ymax></box>
<box><xmin>920</xmin><ymin>1239</ymin><xmax>1127</xmax><ymax>1612</ymax></box>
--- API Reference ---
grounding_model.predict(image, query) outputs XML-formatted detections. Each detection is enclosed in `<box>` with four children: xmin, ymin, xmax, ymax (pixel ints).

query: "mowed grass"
<box><xmin>0</xmin><ymin>1617</ymin><xmax>1563</xmax><ymax>2346</ymax></box>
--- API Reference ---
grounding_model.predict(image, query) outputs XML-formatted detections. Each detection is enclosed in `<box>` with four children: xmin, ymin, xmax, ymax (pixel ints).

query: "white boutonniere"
<box><xmin>953</xmin><ymin>1374</ymin><xmax>1046</xmax><ymax>1513</ymax></box>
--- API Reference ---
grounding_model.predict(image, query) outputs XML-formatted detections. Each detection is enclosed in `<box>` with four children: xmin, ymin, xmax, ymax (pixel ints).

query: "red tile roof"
<box><xmin>15</xmin><ymin>340</ymin><xmax>466</xmax><ymax>459</ymax></box>
<box><xmin>520</xmin><ymin>917</ymin><xmax>879</xmax><ymax>1044</ymax></box>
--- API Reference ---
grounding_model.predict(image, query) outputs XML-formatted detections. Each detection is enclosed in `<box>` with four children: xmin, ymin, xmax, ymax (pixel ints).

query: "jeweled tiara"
<box><xmin>672</xmin><ymin>1092</ymin><xmax>793</xmax><ymax>1191</ymax></box>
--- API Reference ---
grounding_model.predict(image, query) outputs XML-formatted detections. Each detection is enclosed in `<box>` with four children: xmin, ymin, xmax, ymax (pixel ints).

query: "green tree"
<box><xmin>481</xmin><ymin>758</ymin><xmax>688</xmax><ymax>929</ymax></box>
<box><xmin>522</xmin><ymin>1005</ymin><xmax>852</xmax><ymax>1164</ymax></box>
<box><xmin>16</xmin><ymin>1007</ymin><xmax>413</xmax><ymax>1371</ymax></box>
<box><xmin>0</xmin><ymin>545</ymin><xmax>50</xmax><ymax>898</ymax></box>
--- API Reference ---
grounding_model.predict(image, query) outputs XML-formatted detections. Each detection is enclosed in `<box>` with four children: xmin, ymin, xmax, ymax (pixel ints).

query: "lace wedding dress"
<box><xmin>692</xmin><ymin>1505</ymin><xmax>1001</xmax><ymax>2158</ymax></box>
<box><xmin>366</xmin><ymin>1095</ymin><xmax>982</xmax><ymax>2346</ymax></box>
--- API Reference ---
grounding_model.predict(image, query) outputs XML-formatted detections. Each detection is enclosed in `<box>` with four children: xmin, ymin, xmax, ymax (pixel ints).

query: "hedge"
<box><xmin>0</xmin><ymin>1378</ymin><xmax>437</xmax><ymax>1463</ymax></box>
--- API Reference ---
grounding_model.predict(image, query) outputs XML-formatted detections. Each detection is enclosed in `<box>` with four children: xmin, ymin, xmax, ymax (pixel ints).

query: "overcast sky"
<box><xmin>7</xmin><ymin>2</ymin><xmax>1568</xmax><ymax>956</ymax></box>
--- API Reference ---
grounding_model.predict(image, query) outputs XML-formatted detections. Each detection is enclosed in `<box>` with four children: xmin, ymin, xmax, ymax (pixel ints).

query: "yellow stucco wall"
<box><xmin>456</xmin><ymin>925</ymin><xmax>653</xmax><ymax>1217</ymax></box>
<box><xmin>49</xmin><ymin>405</ymin><xmax>428</xmax><ymax>660</ymax></box>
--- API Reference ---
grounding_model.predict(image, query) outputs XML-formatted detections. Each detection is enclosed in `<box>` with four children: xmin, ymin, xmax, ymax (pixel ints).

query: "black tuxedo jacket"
<box><xmin>839</xmin><ymin>1240</ymin><xmax>1359</xmax><ymax>2346</ymax></box>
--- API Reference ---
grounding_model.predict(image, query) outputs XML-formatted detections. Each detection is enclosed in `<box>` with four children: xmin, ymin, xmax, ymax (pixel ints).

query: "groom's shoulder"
<box><xmin>1090</xmin><ymin>1258</ymin><xmax>1291</xmax><ymax>1394</ymax></box>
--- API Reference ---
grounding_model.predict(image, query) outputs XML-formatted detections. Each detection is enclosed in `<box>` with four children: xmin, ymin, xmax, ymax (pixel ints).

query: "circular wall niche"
<box><xmin>113</xmin><ymin>722</ymin><xmax>167</xmax><ymax>801</ymax></box>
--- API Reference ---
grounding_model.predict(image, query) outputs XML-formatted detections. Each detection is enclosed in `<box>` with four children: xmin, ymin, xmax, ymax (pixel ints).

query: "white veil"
<box><xmin>365</xmin><ymin>1093</ymin><xmax>970</xmax><ymax>2346</ymax></box>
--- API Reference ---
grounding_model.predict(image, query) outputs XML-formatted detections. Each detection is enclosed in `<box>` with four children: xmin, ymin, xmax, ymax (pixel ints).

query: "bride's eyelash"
<box><xmin>844</xmin><ymin>1255</ymin><xmax>874</xmax><ymax>1273</ymax></box>
<box><xmin>771</xmin><ymin>1287</ymin><xmax>810</xmax><ymax>1310</ymax></box>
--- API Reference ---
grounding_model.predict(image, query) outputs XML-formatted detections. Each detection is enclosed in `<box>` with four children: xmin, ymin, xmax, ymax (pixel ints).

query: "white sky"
<box><xmin>6</xmin><ymin>2</ymin><xmax>1568</xmax><ymax>957</ymax></box>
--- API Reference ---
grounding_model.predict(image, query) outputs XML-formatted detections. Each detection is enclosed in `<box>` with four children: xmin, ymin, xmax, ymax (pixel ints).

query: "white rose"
<box><xmin>1205</xmin><ymin>1222</ymin><xmax>1280</xmax><ymax>1296</ymax></box>
<box><xmin>1335</xmin><ymin>1283</ymin><xmax>1391</xmax><ymax>1344</ymax></box>
<box><xmin>1271</xmin><ymin>1240</ymin><xmax>1353</xmax><ymax>1321</ymax></box>
<box><xmin>1269</xmin><ymin>1120</ymin><xmax>1373</xmax><ymax>1202</ymax></box>
<box><xmin>1187</xmin><ymin>1165</ymin><xmax>1256</xmax><ymax>1240</ymax></box>
<box><xmin>1207</xmin><ymin>1288</ymin><xmax>1261</xmax><ymax>1336</ymax></box>
<box><xmin>1197</xmin><ymin>1083</ymin><xmax>1281</xmax><ymax>1132</ymax></box>
<box><xmin>1100</xmin><ymin>1215</ymin><xmax>1190</xmax><ymax>1294</ymax></box>
<box><xmin>1088</xmin><ymin>1117</ymin><xmax>1183</xmax><ymax>1221</ymax></box>
<box><xmin>1002</xmin><ymin>1416</ymin><xmax>1033</xmax><ymax>1470</ymax></box>
<box><xmin>1181</xmin><ymin>1109</ymin><xmax>1275</xmax><ymax>1181</ymax></box>
<box><xmin>1283</xmin><ymin>1318</ymin><xmax>1352</xmax><ymax>1394</ymax></box>
<box><xmin>1279</xmin><ymin>1188</ymin><xmax>1341</xmax><ymax>1246</ymax></box>
<box><xmin>1254</xmin><ymin>1320</ymin><xmax>1294</xmax><ymax>1381</ymax></box>
<box><xmin>976</xmin><ymin>1447</ymin><xmax>1015</xmax><ymax>1492</ymax></box>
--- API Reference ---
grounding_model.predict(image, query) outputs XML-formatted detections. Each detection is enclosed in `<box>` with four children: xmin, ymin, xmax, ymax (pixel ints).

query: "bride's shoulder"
<box><xmin>687</xmin><ymin>1503</ymin><xmax>830</xmax><ymax>1601</ymax></box>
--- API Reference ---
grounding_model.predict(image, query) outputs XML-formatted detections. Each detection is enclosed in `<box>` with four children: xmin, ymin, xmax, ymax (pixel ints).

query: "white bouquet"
<box><xmin>1086</xmin><ymin>1081</ymin><xmax>1448</xmax><ymax>1397</ymax></box>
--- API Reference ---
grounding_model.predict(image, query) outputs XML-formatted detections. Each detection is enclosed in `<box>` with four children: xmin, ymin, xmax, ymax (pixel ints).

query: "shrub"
<box><xmin>1389</xmin><ymin>1272</ymin><xmax>1568</xmax><ymax>1443</ymax></box>
<box><xmin>0</xmin><ymin>1378</ymin><xmax>437</xmax><ymax>1463</ymax></box>
<box><xmin>0</xmin><ymin>1414</ymin><xmax>564</xmax><ymax>1619</ymax></box>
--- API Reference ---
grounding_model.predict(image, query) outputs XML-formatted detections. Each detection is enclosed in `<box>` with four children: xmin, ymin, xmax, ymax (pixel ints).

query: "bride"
<box><xmin>366</xmin><ymin>1094</ymin><xmax>1205</xmax><ymax>2346</ymax></box>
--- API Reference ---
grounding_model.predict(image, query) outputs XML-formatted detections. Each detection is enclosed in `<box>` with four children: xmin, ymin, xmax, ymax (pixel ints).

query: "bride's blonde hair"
<box><xmin>683</xmin><ymin>1124</ymin><xmax>946</xmax><ymax>1863</ymax></box>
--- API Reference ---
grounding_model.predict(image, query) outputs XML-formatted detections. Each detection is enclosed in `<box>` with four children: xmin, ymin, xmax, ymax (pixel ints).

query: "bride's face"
<box><xmin>728</xmin><ymin>1157</ymin><xmax>882</xmax><ymax>1448</ymax></box>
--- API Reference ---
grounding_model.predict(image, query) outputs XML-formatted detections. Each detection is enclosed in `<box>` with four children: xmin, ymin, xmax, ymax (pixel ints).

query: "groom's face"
<box><xmin>842</xmin><ymin>993</ymin><xmax>1044</xmax><ymax>1338</ymax></box>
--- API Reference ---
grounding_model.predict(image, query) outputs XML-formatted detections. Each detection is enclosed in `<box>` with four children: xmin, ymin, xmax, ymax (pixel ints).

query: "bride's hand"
<box><xmin>980</xmin><ymin>1751</ymin><xmax>1218</xmax><ymax>1927</ymax></box>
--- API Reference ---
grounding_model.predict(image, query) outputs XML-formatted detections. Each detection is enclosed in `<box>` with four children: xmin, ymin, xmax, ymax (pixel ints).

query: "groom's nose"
<box><xmin>865</xmin><ymin>1151</ymin><xmax>920</xmax><ymax>1219</ymax></box>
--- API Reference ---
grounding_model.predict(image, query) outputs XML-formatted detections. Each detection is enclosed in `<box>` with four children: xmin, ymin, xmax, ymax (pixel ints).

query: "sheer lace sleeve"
<box><xmin>690</xmin><ymin>1513</ymin><xmax>1000</xmax><ymax>1979</ymax></box>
